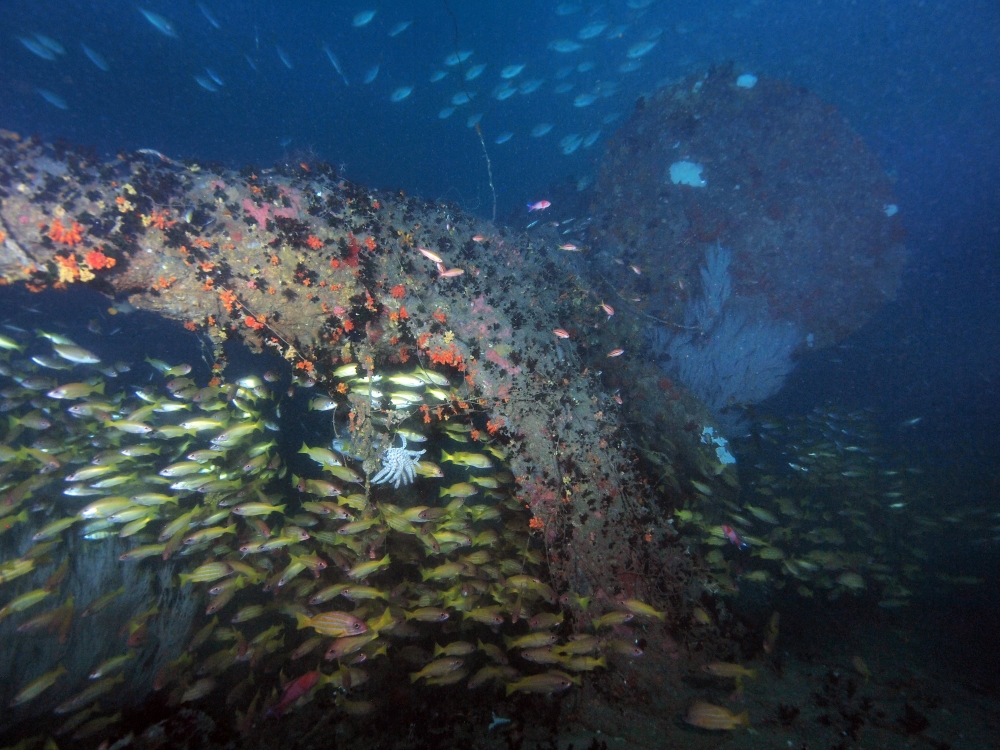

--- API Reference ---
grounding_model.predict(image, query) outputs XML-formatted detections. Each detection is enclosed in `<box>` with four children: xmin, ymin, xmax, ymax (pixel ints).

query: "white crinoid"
<box><xmin>370</xmin><ymin>434</ymin><xmax>425</xmax><ymax>488</ymax></box>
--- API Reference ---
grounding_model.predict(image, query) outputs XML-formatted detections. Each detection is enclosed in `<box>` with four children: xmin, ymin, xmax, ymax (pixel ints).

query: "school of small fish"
<box><xmin>0</xmin><ymin>332</ymin><xmax>658</xmax><ymax>740</ymax></box>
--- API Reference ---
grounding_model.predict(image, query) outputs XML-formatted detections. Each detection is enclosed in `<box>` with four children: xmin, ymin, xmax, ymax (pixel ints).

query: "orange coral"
<box><xmin>48</xmin><ymin>219</ymin><xmax>84</xmax><ymax>246</ymax></box>
<box><xmin>416</xmin><ymin>332</ymin><xmax>432</xmax><ymax>349</ymax></box>
<box><xmin>364</xmin><ymin>236</ymin><xmax>376</xmax><ymax>251</ymax></box>
<box><xmin>427</xmin><ymin>344</ymin><xmax>463</xmax><ymax>369</ymax></box>
<box><xmin>336</xmin><ymin>382</ymin><xmax>348</xmax><ymax>394</ymax></box>
<box><xmin>306</xmin><ymin>235</ymin><xmax>323</xmax><ymax>250</ymax></box>
<box><xmin>192</xmin><ymin>238</ymin><xmax>212</xmax><ymax>249</ymax></box>
<box><xmin>83</xmin><ymin>248</ymin><xmax>115</xmax><ymax>270</ymax></box>
<box><xmin>398</xmin><ymin>306</ymin><xmax>409</xmax><ymax>320</ymax></box>
<box><xmin>148</xmin><ymin>210</ymin><xmax>176</xmax><ymax>231</ymax></box>
<box><xmin>295</xmin><ymin>360</ymin><xmax>315</xmax><ymax>373</ymax></box>
<box><xmin>390</xmin><ymin>284</ymin><xmax>406</xmax><ymax>299</ymax></box>
<box><xmin>398</xmin><ymin>347</ymin><xmax>410</xmax><ymax>363</ymax></box>
<box><xmin>529</xmin><ymin>516</ymin><xmax>545</xmax><ymax>531</ymax></box>
<box><xmin>486</xmin><ymin>417</ymin><xmax>505</xmax><ymax>435</ymax></box>
<box><xmin>470</xmin><ymin>429</ymin><xmax>481</xmax><ymax>441</ymax></box>
<box><xmin>432</xmin><ymin>308</ymin><xmax>447</xmax><ymax>323</ymax></box>
<box><xmin>203</xmin><ymin>279</ymin><xmax>215</xmax><ymax>291</ymax></box>
<box><xmin>151</xmin><ymin>276</ymin><xmax>177</xmax><ymax>292</ymax></box>
<box><xmin>184</xmin><ymin>321</ymin><xmax>197</xmax><ymax>331</ymax></box>
<box><xmin>219</xmin><ymin>288</ymin><xmax>238</xmax><ymax>312</ymax></box>
<box><xmin>199</xmin><ymin>261</ymin><xmax>216</xmax><ymax>272</ymax></box>
<box><xmin>343</xmin><ymin>320</ymin><xmax>354</xmax><ymax>332</ymax></box>
<box><xmin>244</xmin><ymin>315</ymin><xmax>266</xmax><ymax>331</ymax></box>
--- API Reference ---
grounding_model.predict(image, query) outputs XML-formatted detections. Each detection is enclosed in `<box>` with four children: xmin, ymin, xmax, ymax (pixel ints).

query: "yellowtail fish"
<box><xmin>504</xmin><ymin>633</ymin><xmax>558</xmax><ymax>651</ymax></box>
<box><xmin>440</xmin><ymin>482</ymin><xmax>478</xmax><ymax>498</ymax></box>
<box><xmin>347</xmin><ymin>556</ymin><xmax>391</xmax><ymax>580</ymax></box>
<box><xmin>505</xmin><ymin>670</ymin><xmax>578</xmax><ymax>696</ymax></box>
<box><xmin>414</xmin><ymin>461</ymin><xmax>443</xmax><ymax>478</ymax></box>
<box><xmin>325</xmin><ymin>632</ymin><xmax>379</xmax><ymax>661</ymax></box>
<box><xmin>409</xmin><ymin>657</ymin><xmax>464</xmax><ymax>683</ymax></box>
<box><xmin>294</xmin><ymin>611</ymin><xmax>367</xmax><ymax>637</ymax></box>
<box><xmin>31</xmin><ymin>516</ymin><xmax>80</xmax><ymax>541</ymax></box>
<box><xmin>0</xmin><ymin>588</ymin><xmax>51</xmax><ymax>622</ymax></box>
<box><xmin>620</xmin><ymin>599</ymin><xmax>665</xmax><ymax>621</ymax></box>
<box><xmin>328</xmin><ymin>466</ymin><xmax>364</xmax><ymax>484</ymax></box>
<box><xmin>299</xmin><ymin>443</ymin><xmax>342</xmax><ymax>467</ymax></box>
<box><xmin>332</xmin><ymin>364</ymin><xmax>359</xmax><ymax>378</ymax></box>
<box><xmin>179</xmin><ymin>562</ymin><xmax>233</xmax><ymax>585</ymax></box>
<box><xmin>52</xmin><ymin>344</ymin><xmax>101</xmax><ymax>364</ymax></box>
<box><xmin>685</xmin><ymin>701</ymin><xmax>749</xmax><ymax>730</ymax></box>
<box><xmin>54</xmin><ymin>674</ymin><xmax>124</xmax><ymax>714</ymax></box>
<box><xmin>701</xmin><ymin>662</ymin><xmax>758</xmax><ymax>680</ymax></box>
<box><xmin>404</xmin><ymin>607</ymin><xmax>450</xmax><ymax>622</ymax></box>
<box><xmin>232</xmin><ymin>502</ymin><xmax>286</xmax><ymax>517</ymax></box>
<box><xmin>11</xmin><ymin>664</ymin><xmax>68</xmax><ymax>706</ymax></box>
<box><xmin>592</xmin><ymin>611</ymin><xmax>634</xmax><ymax>629</ymax></box>
<box><xmin>89</xmin><ymin>652</ymin><xmax>135</xmax><ymax>680</ymax></box>
<box><xmin>47</xmin><ymin>380</ymin><xmax>106</xmax><ymax>400</ymax></box>
<box><xmin>441</xmin><ymin>450</ymin><xmax>493</xmax><ymax>469</ymax></box>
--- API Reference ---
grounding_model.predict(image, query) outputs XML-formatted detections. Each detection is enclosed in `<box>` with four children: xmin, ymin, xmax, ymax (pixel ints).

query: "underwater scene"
<box><xmin>0</xmin><ymin>1</ymin><xmax>998</xmax><ymax>749</ymax></box>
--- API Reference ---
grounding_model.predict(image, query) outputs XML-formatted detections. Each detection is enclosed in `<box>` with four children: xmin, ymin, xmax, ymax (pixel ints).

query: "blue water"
<box><xmin>2</xmin><ymin>0</ymin><xmax>999</xmax><ymax>708</ymax></box>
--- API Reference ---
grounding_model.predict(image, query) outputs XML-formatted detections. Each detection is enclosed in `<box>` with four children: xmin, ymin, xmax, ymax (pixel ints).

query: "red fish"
<box><xmin>553</xmin><ymin>328</ymin><xmax>571</xmax><ymax>339</ymax></box>
<box><xmin>268</xmin><ymin>670</ymin><xmax>321</xmax><ymax>717</ymax></box>
<box><xmin>527</xmin><ymin>200</ymin><xmax>551</xmax><ymax>212</ymax></box>
<box><xmin>721</xmin><ymin>525</ymin><xmax>748</xmax><ymax>550</ymax></box>
<box><xmin>606</xmin><ymin>348</ymin><xmax>624</xmax><ymax>357</ymax></box>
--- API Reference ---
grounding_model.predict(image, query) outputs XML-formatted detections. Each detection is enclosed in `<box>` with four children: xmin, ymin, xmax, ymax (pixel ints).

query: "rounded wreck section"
<box><xmin>589</xmin><ymin>65</ymin><xmax>907</xmax><ymax>350</ymax></box>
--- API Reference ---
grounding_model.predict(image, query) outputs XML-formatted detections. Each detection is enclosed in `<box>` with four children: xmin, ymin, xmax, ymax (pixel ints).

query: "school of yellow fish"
<box><xmin>672</xmin><ymin>407</ymin><xmax>987</xmax><ymax>604</ymax></box>
<box><xmin>0</xmin><ymin>332</ymin><xmax>658</xmax><ymax>742</ymax></box>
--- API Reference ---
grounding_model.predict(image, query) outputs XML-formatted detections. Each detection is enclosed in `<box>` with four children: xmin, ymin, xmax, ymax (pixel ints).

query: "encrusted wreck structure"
<box><xmin>0</xmin><ymin>129</ymin><xmax>730</xmax><ymax>702</ymax></box>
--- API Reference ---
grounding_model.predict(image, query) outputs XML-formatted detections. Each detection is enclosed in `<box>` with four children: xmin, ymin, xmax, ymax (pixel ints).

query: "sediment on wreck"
<box><xmin>0</xmin><ymin>131</ymin><xmax>733</xmax><ymax>672</ymax></box>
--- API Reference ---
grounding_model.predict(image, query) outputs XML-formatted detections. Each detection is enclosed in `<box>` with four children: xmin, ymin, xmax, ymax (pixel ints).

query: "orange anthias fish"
<box><xmin>472</xmin><ymin>234</ymin><xmax>486</xmax><ymax>242</ymax></box>
<box><xmin>267</xmin><ymin>670</ymin><xmax>321</xmax><ymax>716</ymax></box>
<box><xmin>606</xmin><ymin>348</ymin><xmax>624</xmax><ymax>357</ymax></box>
<box><xmin>599</xmin><ymin>303</ymin><xmax>614</xmax><ymax>318</ymax></box>
<box><xmin>417</xmin><ymin>247</ymin><xmax>443</xmax><ymax>263</ymax></box>
<box><xmin>558</xmin><ymin>243</ymin><xmax>580</xmax><ymax>251</ymax></box>
<box><xmin>438</xmin><ymin>267</ymin><xmax>465</xmax><ymax>278</ymax></box>
<box><xmin>553</xmin><ymin>328</ymin><xmax>571</xmax><ymax>339</ymax></box>
<box><xmin>685</xmin><ymin>701</ymin><xmax>750</xmax><ymax>730</ymax></box>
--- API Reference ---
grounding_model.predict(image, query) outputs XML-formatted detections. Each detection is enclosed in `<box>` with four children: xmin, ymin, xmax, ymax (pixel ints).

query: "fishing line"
<box><xmin>441</xmin><ymin>0</ymin><xmax>497</xmax><ymax>223</ymax></box>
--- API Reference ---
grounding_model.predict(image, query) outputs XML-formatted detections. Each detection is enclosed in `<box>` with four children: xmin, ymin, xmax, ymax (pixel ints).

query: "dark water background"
<box><xmin>2</xmin><ymin>0</ymin><xmax>999</xmax><ymax>694</ymax></box>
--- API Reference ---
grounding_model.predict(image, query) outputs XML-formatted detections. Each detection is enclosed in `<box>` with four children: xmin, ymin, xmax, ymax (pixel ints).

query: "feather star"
<box><xmin>370</xmin><ymin>434</ymin><xmax>425</xmax><ymax>488</ymax></box>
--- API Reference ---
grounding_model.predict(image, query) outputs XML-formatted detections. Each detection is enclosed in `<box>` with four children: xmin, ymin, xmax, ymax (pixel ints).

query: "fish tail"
<box><xmin>505</xmin><ymin>683</ymin><xmax>518</xmax><ymax>696</ymax></box>
<box><xmin>294</xmin><ymin>612</ymin><xmax>311</xmax><ymax>630</ymax></box>
<box><xmin>736</xmin><ymin>711</ymin><xmax>750</xmax><ymax>726</ymax></box>
<box><xmin>298</xmin><ymin>443</ymin><xmax>309</xmax><ymax>454</ymax></box>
